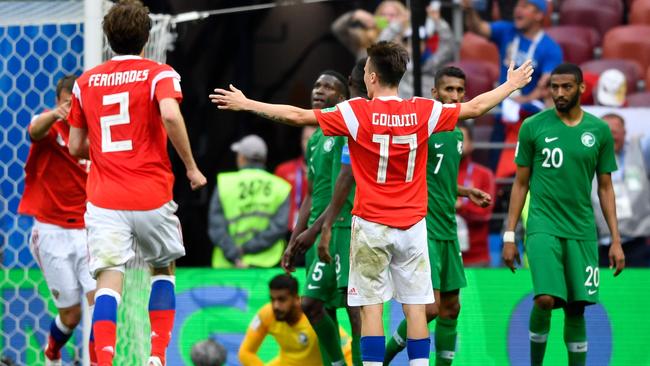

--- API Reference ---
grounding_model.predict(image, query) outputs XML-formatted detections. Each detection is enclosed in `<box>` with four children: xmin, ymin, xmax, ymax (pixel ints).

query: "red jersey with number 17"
<box><xmin>314</xmin><ymin>96</ymin><xmax>460</xmax><ymax>229</ymax></box>
<box><xmin>68</xmin><ymin>55</ymin><xmax>182</xmax><ymax>210</ymax></box>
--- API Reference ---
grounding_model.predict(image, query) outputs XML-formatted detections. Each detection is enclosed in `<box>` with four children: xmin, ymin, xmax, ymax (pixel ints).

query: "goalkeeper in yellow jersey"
<box><xmin>239</xmin><ymin>274</ymin><xmax>351</xmax><ymax>366</ymax></box>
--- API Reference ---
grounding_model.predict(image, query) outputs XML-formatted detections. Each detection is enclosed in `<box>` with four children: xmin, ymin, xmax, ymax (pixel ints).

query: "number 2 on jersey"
<box><xmin>372</xmin><ymin>133</ymin><xmax>417</xmax><ymax>183</ymax></box>
<box><xmin>101</xmin><ymin>92</ymin><xmax>132</xmax><ymax>153</ymax></box>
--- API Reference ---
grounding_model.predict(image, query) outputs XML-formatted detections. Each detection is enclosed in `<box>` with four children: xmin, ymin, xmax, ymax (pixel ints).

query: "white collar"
<box><xmin>111</xmin><ymin>55</ymin><xmax>142</xmax><ymax>61</ymax></box>
<box><xmin>375</xmin><ymin>96</ymin><xmax>403</xmax><ymax>101</ymax></box>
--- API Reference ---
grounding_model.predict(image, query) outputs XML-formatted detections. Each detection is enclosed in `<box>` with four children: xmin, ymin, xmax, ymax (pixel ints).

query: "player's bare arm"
<box><xmin>596</xmin><ymin>172</ymin><xmax>625</xmax><ymax>276</ymax></box>
<box><xmin>29</xmin><ymin>102</ymin><xmax>70</xmax><ymax>141</ymax></box>
<box><xmin>317</xmin><ymin>163</ymin><xmax>354</xmax><ymax>263</ymax></box>
<box><xmin>159</xmin><ymin>98</ymin><xmax>207</xmax><ymax>191</ymax></box>
<box><xmin>502</xmin><ymin>165</ymin><xmax>530</xmax><ymax>272</ymax></box>
<box><xmin>209</xmin><ymin>84</ymin><xmax>318</xmax><ymax>126</ymax></box>
<box><xmin>68</xmin><ymin>126</ymin><xmax>90</xmax><ymax>159</ymax></box>
<box><xmin>281</xmin><ymin>189</ymin><xmax>312</xmax><ymax>273</ymax></box>
<box><xmin>457</xmin><ymin>185</ymin><xmax>492</xmax><ymax>208</ymax></box>
<box><xmin>458</xmin><ymin>60</ymin><xmax>534</xmax><ymax>120</ymax></box>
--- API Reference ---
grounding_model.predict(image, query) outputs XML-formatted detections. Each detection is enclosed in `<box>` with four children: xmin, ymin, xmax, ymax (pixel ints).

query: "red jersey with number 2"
<box><xmin>68</xmin><ymin>55</ymin><xmax>182</xmax><ymax>210</ymax></box>
<box><xmin>314</xmin><ymin>96</ymin><xmax>460</xmax><ymax>229</ymax></box>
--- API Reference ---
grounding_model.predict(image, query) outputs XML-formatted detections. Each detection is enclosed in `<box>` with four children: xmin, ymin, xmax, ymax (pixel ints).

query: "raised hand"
<box><xmin>506</xmin><ymin>60</ymin><xmax>534</xmax><ymax>91</ymax></box>
<box><xmin>54</xmin><ymin>100</ymin><xmax>71</xmax><ymax>120</ymax></box>
<box><xmin>209</xmin><ymin>84</ymin><xmax>249</xmax><ymax>111</ymax></box>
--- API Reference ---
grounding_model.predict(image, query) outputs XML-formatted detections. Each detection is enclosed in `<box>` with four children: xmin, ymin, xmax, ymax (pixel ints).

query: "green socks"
<box><xmin>312</xmin><ymin>315</ymin><xmax>345</xmax><ymax>364</ymax></box>
<box><xmin>564</xmin><ymin>314</ymin><xmax>587</xmax><ymax>366</ymax></box>
<box><xmin>384</xmin><ymin>317</ymin><xmax>459</xmax><ymax>365</ymax></box>
<box><xmin>383</xmin><ymin>320</ymin><xmax>407</xmax><ymax>364</ymax></box>
<box><xmin>529</xmin><ymin>305</ymin><xmax>552</xmax><ymax>366</ymax></box>
<box><xmin>351</xmin><ymin>333</ymin><xmax>362</xmax><ymax>366</ymax></box>
<box><xmin>435</xmin><ymin>318</ymin><xmax>458</xmax><ymax>365</ymax></box>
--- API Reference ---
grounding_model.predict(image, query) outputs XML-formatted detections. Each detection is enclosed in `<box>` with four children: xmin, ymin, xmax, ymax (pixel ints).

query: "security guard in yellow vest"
<box><xmin>209</xmin><ymin>135</ymin><xmax>291</xmax><ymax>268</ymax></box>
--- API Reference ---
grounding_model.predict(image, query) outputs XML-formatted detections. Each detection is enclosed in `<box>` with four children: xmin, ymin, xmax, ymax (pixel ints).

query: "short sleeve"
<box><xmin>341</xmin><ymin>142</ymin><xmax>351</xmax><ymax>165</ymax></box>
<box><xmin>68</xmin><ymin>82</ymin><xmax>87</xmax><ymax>129</ymax></box>
<box><xmin>429</xmin><ymin>102</ymin><xmax>460</xmax><ymax>135</ymax></box>
<box><xmin>490</xmin><ymin>21</ymin><xmax>514</xmax><ymax>45</ymax></box>
<box><xmin>514</xmin><ymin>120</ymin><xmax>534</xmax><ymax>167</ymax></box>
<box><xmin>540</xmin><ymin>38</ymin><xmax>563</xmax><ymax>75</ymax></box>
<box><xmin>152</xmin><ymin>66</ymin><xmax>182</xmax><ymax>103</ymax></box>
<box><xmin>251</xmin><ymin>304</ymin><xmax>272</xmax><ymax>332</ymax></box>
<box><xmin>316</xmin><ymin>99</ymin><xmax>363</xmax><ymax>139</ymax></box>
<box><xmin>597</xmin><ymin>127</ymin><xmax>618</xmax><ymax>174</ymax></box>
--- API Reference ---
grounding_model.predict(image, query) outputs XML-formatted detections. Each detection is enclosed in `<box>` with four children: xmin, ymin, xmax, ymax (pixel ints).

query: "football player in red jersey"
<box><xmin>211</xmin><ymin>41</ymin><xmax>532</xmax><ymax>365</ymax></box>
<box><xmin>19</xmin><ymin>75</ymin><xmax>96</xmax><ymax>366</ymax></box>
<box><xmin>67</xmin><ymin>1</ymin><xmax>206</xmax><ymax>365</ymax></box>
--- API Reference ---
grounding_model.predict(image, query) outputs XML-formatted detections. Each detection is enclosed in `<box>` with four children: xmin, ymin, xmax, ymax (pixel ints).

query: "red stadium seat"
<box><xmin>647</xmin><ymin>66</ymin><xmax>650</xmax><ymax>91</ymax></box>
<box><xmin>580</xmin><ymin>59</ymin><xmax>643</xmax><ymax>94</ymax></box>
<box><xmin>445</xmin><ymin>60</ymin><xmax>498</xmax><ymax>100</ymax></box>
<box><xmin>459</xmin><ymin>32</ymin><xmax>500</xmax><ymax>79</ymax></box>
<box><xmin>545</xmin><ymin>25</ymin><xmax>600</xmax><ymax>65</ymax></box>
<box><xmin>631</xmin><ymin>0</ymin><xmax>650</xmax><ymax>25</ymax></box>
<box><xmin>602</xmin><ymin>25</ymin><xmax>650</xmax><ymax>73</ymax></box>
<box><xmin>626</xmin><ymin>92</ymin><xmax>650</xmax><ymax>106</ymax></box>
<box><xmin>560</xmin><ymin>0</ymin><xmax>623</xmax><ymax>39</ymax></box>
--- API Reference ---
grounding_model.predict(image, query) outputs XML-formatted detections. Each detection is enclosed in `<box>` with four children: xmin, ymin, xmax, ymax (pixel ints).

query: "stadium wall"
<box><xmin>2</xmin><ymin>268</ymin><xmax>649</xmax><ymax>366</ymax></box>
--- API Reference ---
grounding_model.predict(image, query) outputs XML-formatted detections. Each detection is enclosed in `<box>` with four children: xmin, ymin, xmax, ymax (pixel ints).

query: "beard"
<box><xmin>553</xmin><ymin>92</ymin><xmax>580</xmax><ymax>112</ymax></box>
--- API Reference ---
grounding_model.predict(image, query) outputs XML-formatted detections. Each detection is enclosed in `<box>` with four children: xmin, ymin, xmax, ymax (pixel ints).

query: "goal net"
<box><xmin>0</xmin><ymin>1</ymin><xmax>174</xmax><ymax>364</ymax></box>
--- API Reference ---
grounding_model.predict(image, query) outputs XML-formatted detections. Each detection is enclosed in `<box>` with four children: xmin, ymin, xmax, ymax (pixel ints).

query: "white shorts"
<box><xmin>85</xmin><ymin>201</ymin><xmax>185</xmax><ymax>278</ymax></box>
<box><xmin>29</xmin><ymin>220</ymin><xmax>96</xmax><ymax>308</ymax></box>
<box><xmin>347</xmin><ymin>216</ymin><xmax>434</xmax><ymax>306</ymax></box>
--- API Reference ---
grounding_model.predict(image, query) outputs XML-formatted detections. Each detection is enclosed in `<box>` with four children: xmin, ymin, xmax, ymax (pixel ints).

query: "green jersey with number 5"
<box><xmin>426</xmin><ymin>128</ymin><xmax>464</xmax><ymax>240</ymax></box>
<box><xmin>515</xmin><ymin>109</ymin><xmax>617</xmax><ymax>240</ymax></box>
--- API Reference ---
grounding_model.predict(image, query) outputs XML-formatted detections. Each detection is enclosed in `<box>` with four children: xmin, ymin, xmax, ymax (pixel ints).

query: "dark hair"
<box><xmin>320</xmin><ymin>70</ymin><xmax>350</xmax><ymax>99</ymax></box>
<box><xmin>103</xmin><ymin>0</ymin><xmax>151</xmax><ymax>55</ymax></box>
<box><xmin>434</xmin><ymin>66</ymin><xmax>466</xmax><ymax>87</ymax></box>
<box><xmin>269</xmin><ymin>274</ymin><xmax>298</xmax><ymax>295</ymax></box>
<box><xmin>350</xmin><ymin>57</ymin><xmax>368</xmax><ymax>98</ymax></box>
<box><xmin>56</xmin><ymin>75</ymin><xmax>77</xmax><ymax>98</ymax></box>
<box><xmin>601</xmin><ymin>112</ymin><xmax>625</xmax><ymax>127</ymax></box>
<box><xmin>457</xmin><ymin>119</ymin><xmax>473</xmax><ymax>140</ymax></box>
<box><xmin>551</xmin><ymin>63</ymin><xmax>583</xmax><ymax>84</ymax></box>
<box><xmin>366</xmin><ymin>41</ymin><xmax>409</xmax><ymax>87</ymax></box>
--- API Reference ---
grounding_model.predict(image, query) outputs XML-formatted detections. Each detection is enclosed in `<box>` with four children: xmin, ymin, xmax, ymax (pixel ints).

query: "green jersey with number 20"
<box><xmin>515</xmin><ymin>109</ymin><xmax>618</xmax><ymax>240</ymax></box>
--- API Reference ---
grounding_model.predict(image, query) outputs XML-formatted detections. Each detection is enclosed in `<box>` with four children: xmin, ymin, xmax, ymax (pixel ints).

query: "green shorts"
<box><xmin>304</xmin><ymin>235</ymin><xmax>343</xmax><ymax>308</ymax></box>
<box><xmin>332</xmin><ymin>226</ymin><xmax>351</xmax><ymax>289</ymax></box>
<box><xmin>428</xmin><ymin>238</ymin><xmax>467</xmax><ymax>292</ymax></box>
<box><xmin>527</xmin><ymin>233</ymin><xmax>599</xmax><ymax>305</ymax></box>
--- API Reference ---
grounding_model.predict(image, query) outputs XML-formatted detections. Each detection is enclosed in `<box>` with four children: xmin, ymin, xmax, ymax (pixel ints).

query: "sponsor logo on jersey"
<box><xmin>544</xmin><ymin>137</ymin><xmax>559</xmax><ymax>143</ymax></box>
<box><xmin>434</xmin><ymin>143</ymin><xmax>444</xmax><ymax>148</ymax></box>
<box><xmin>307</xmin><ymin>284</ymin><xmax>320</xmax><ymax>290</ymax></box>
<box><xmin>581</xmin><ymin>132</ymin><xmax>596</xmax><ymax>147</ymax></box>
<box><xmin>298</xmin><ymin>332</ymin><xmax>309</xmax><ymax>346</ymax></box>
<box><xmin>55</xmin><ymin>133</ymin><xmax>66</xmax><ymax>147</ymax></box>
<box><xmin>457</xmin><ymin>141</ymin><xmax>463</xmax><ymax>154</ymax></box>
<box><xmin>321</xmin><ymin>106</ymin><xmax>337</xmax><ymax>113</ymax></box>
<box><xmin>348</xmin><ymin>287</ymin><xmax>357</xmax><ymax>295</ymax></box>
<box><xmin>323</xmin><ymin>137</ymin><xmax>335</xmax><ymax>152</ymax></box>
<box><xmin>250</xmin><ymin>314</ymin><xmax>261</xmax><ymax>330</ymax></box>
